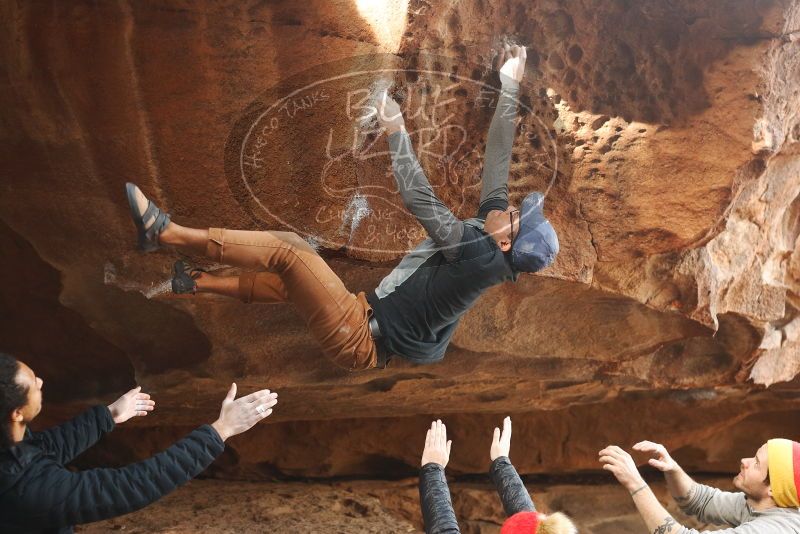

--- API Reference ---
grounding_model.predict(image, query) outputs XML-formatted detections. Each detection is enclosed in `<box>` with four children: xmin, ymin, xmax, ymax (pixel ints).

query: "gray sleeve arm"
<box><xmin>388</xmin><ymin>129</ymin><xmax>464</xmax><ymax>262</ymax></box>
<box><xmin>478</xmin><ymin>80</ymin><xmax>519</xmax><ymax>217</ymax></box>
<box><xmin>679</xmin><ymin>484</ymin><xmax>750</xmax><ymax>527</ymax></box>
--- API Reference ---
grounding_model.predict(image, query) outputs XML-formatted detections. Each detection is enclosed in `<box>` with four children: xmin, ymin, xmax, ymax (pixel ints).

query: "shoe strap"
<box><xmin>144</xmin><ymin>203</ymin><xmax>171</xmax><ymax>243</ymax></box>
<box><xmin>141</xmin><ymin>200</ymin><xmax>159</xmax><ymax>228</ymax></box>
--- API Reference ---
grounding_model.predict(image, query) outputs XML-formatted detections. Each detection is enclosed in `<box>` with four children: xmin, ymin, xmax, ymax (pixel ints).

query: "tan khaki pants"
<box><xmin>206</xmin><ymin>228</ymin><xmax>377</xmax><ymax>371</ymax></box>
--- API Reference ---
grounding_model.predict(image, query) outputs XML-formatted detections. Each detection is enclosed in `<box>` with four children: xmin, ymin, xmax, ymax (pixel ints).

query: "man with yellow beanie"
<box><xmin>599</xmin><ymin>438</ymin><xmax>800</xmax><ymax>533</ymax></box>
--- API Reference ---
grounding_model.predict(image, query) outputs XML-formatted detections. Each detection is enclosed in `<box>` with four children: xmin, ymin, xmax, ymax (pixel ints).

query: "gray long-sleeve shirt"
<box><xmin>368</xmin><ymin>80</ymin><xmax>520</xmax><ymax>363</ymax></box>
<box><xmin>679</xmin><ymin>483</ymin><xmax>800</xmax><ymax>533</ymax></box>
<box><xmin>386</xmin><ymin>80</ymin><xmax>520</xmax><ymax>262</ymax></box>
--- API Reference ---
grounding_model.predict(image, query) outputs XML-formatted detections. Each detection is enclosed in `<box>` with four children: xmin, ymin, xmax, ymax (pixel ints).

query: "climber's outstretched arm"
<box><xmin>478</xmin><ymin>44</ymin><xmax>526</xmax><ymax>218</ymax></box>
<box><xmin>378</xmin><ymin>93</ymin><xmax>465</xmax><ymax>262</ymax></box>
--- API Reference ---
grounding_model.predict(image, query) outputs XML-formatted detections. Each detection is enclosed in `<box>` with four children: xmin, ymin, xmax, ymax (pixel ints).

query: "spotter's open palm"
<box><xmin>108</xmin><ymin>387</ymin><xmax>155</xmax><ymax>425</ymax></box>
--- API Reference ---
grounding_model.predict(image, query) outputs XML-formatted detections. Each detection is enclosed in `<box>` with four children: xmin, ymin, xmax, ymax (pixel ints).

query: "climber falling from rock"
<box><xmin>124</xmin><ymin>44</ymin><xmax>558</xmax><ymax>371</ymax></box>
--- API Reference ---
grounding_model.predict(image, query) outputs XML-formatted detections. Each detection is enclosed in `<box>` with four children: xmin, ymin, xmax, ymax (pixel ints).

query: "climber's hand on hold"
<box><xmin>377</xmin><ymin>90</ymin><xmax>405</xmax><ymax>135</ymax></box>
<box><xmin>497</xmin><ymin>43</ymin><xmax>527</xmax><ymax>86</ymax></box>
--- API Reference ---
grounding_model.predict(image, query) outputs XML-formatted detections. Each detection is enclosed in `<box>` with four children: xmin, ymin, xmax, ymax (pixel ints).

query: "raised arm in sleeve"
<box><xmin>30</xmin><ymin>405</ymin><xmax>115</xmax><ymax>465</ymax></box>
<box><xmin>419</xmin><ymin>463</ymin><xmax>460</xmax><ymax>534</ymax></box>
<box><xmin>9</xmin><ymin>425</ymin><xmax>224</xmax><ymax>530</ymax></box>
<box><xmin>388</xmin><ymin>129</ymin><xmax>464</xmax><ymax>262</ymax></box>
<box><xmin>679</xmin><ymin>484</ymin><xmax>751</xmax><ymax>527</ymax></box>
<box><xmin>489</xmin><ymin>456</ymin><xmax>535</xmax><ymax>517</ymax></box>
<box><xmin>477</xmin><ymin>80</ymin><xmax>519</xmax><ymax>218</ymax></box>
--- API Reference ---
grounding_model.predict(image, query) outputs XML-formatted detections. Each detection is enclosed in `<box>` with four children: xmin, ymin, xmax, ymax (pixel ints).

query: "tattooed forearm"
<box><xmin>653</xmin><ymin>516</ymin><xmax>677</xmax><ymax>534</ymax></box>
<box><xmin>674</xmin><ymin>483</ymin><xmax>696</xmax><ymax>505</ymax></box>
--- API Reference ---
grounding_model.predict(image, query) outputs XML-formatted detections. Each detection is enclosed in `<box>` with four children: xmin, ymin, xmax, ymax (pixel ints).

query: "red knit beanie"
<box><xmin>501</xmin><ymin>512</ymin><xmax>541</xmax><ymax>534</ymax></box>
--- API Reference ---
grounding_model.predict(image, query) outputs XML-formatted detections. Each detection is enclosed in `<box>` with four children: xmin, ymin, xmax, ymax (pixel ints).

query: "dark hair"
<box><xmin>0</xmin><ymin>353</ymin><xmax>28</xmax><ymax>449</ymax></box>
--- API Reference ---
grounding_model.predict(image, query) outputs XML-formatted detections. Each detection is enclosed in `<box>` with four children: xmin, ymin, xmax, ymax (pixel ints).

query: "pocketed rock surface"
<box><xmin>1</xmin><ymin>0</ymin><xmax>799</xmax><ymax>527</ymax></box>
